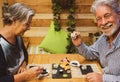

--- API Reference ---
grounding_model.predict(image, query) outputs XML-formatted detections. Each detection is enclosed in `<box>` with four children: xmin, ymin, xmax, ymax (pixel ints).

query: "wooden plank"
<box><xmin>27</xmin><ymin>5</ymin><xmax>92</xmax><ymax>13</ymax></box>
<box><xmin>0</xmin><ymin>0</ymin><xmax>4</xmax><ymax>29</ymax></box>
<box><xmin>75</xmin><ymin>19</ymin><xmax>96</xmax><ymax>26</ymax></box>
<box><xmin>76</xmin><ymin>0</ymin><xmax>94</xmax><ymax>5</ymax></box>
<box><xmin>14</xmin><ymin>2</ymin><xmax>92</xmax><ymax>13</ymax></box>
<box><xmin>8</xmin><ymin>0</ymin><xmax>15</xmax><ymax>5</ymax></box>
<box><xmin>75</xmin><ymin>26</ymin><xmax>98</xmax><ymax>32</ymax></box>
<box><xmin>76</xmin><ymin>5</ymin><xmax>92</xmax><ymax>13</ymax></box>
<box><xmin>15</xmin><ymin>0</ymin><xmax>52</xmax><ymax>5</ymax></box>
<box><xmin>31</xmin><ymin>19</ymin><xmax>52</xmax><ymax>27</ymax></box>
<box><xmin>23</xmin><ymin>37</ymin><xmax>45</xmax><ymax>46</ymax></box>
<box><xmin>15</xmin><ymin>0</ymin><xmax>93</xmax><ymax>13</ymax></box>
<box><xmin>28</xmin><ymin>37</ymin><xmax>44</xmax><ymax>45</ymax></box>
<box><xmin>23</xmin><ymin>36</ymin><xmax>92</xmax><ymax>47</ymax></box>
<box><xmin>32</xmin><ymin>13</ymin><xmax>96</xmax><ymax>27</ymax></box>
<box><xmin>28</xmin><ymin>4</ymin><xmax>53</xmax><ymax>13</ymax></box>
<box><xmin>23</xmin><ymin>27</ymin><xmax>99</xmax><ymax>37</ymax></box>
<box><xmin>33</xmin><ymin>14</ymin><xmax>95</xmax><ymax>19</ymax></box>
<box><xmin>27</xmin><ymin>26</ymin><xmax>99</xmax><ymax>32</ymax></box>
<box><xmin>16</xmin><ymin>0</ymin><xmax>94</xmax><ymax>5</ymax></box>
<box><xmin>31</xmin><ymin>19</ymin><xmax>96</xmax><ymax>27</ymax></box>
<box><xmin>24</xmin><ymin>27</ymin><xmax>49</xmax><ymax>37</ymax></box>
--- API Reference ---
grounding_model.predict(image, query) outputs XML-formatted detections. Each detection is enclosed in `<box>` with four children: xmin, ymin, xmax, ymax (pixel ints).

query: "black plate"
<box><xmin>80</xmin><ymin>65</ymin><xmax>93</xmax><ymax>75</ymax></box>
<box><xmin>52</xmin><ymin>63</ymin><xmax>71</xmax><ymax>79</ymax></box>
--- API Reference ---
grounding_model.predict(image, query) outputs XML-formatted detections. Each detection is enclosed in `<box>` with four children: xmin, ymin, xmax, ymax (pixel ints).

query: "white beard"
<box><xmin>103</xmin><ymin>20</ymin><xmax>120</xmax><ymax>36</ymax></box>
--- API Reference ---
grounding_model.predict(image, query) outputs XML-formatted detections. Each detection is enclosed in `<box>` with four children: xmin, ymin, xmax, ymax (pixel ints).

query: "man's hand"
<box><xmin>85</xmin><ymin>72</ymin><xmax>103</xmax><ymax>82</ymax></box>
<box><xmin>71</xmin><ymin>31</ymin><xmax>82</xmax><ymax>47</ymax></box>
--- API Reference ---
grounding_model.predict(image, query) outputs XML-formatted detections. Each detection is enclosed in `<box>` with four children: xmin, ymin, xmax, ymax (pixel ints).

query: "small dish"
<box><xmin>70</xmin><ymin>60</ymin><xmax>80</xmax><ymax>67</ymax></box>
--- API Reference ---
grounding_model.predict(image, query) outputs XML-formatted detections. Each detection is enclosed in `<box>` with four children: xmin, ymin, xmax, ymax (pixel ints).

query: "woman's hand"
<box><xmin>24</xmin><ymin>66</ymin><xmax>44</xmax><ymax>80</ymax></box>
<box><xmin>14</xmin><ymin>66</ymin><xmax>44</xmax><ymax>82</ymax></box>
<box><xmin>17</xmin><ymin>61</ymin><xmax>27</xmax><ymax>73</ymax></box>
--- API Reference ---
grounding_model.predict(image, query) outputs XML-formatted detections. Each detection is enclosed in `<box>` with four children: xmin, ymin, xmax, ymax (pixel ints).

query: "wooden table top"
<box><xmin>27</xmin><ymin>54</ymin><xmax>102</xmax><ymax>82</ymax></box>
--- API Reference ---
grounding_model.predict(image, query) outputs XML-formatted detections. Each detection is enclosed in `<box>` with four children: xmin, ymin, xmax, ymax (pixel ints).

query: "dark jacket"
<box><xmin>0</xmin><ymin>35</ymin><xmax>28</xmax><ymax>82</ymax></box>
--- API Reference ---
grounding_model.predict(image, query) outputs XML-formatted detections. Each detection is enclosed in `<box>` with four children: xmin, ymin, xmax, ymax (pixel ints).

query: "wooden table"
<box><xmin>28</xmin><ymin>54</ymin><xmax>102</xmax><ymax>82</ymax></box>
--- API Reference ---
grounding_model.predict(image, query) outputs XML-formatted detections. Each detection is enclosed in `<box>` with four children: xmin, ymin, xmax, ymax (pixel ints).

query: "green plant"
<box><xmin>52</xmin><ymin>0</ymin><xmax>61</xmax><ymax>31</ymax></box>
<box><xmin>52</xmin><ymin>0</ymin><xmax>77</xmax><ymax>53</ymax></box>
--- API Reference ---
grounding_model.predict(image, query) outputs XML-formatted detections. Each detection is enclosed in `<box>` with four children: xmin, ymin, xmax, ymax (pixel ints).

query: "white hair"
<box><xmin>91</xmin><ymin>0</ymin><xmax>120</xmax><ymax>14</ymax></box>
<box><xmin>4</xmin><ymin>3</ymin><xmax>35</xmax><ymax>25</ymax></box>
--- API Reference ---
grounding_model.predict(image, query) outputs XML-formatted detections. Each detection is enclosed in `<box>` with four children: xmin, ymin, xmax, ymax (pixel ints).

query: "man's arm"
<box><xmin>76</xmin><ymin>42</ymin><xmax>99</xmax><ymax>60</ymax></box>
<box><xmin>103</xmin><ymin>74</ymin><xmax>120</xmax><ymax>81</ymax></box>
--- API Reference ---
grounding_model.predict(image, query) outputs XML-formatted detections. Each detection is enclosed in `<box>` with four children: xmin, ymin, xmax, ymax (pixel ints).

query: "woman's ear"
<box><xmin>12</xmin><ymin>18</ymin><xmax>18</xmax><ymax>26</ymax></box>
<box><xmin>12</xmin><ymin>18</ymin><xmax>17</xmax><ymax>23</ymax></box>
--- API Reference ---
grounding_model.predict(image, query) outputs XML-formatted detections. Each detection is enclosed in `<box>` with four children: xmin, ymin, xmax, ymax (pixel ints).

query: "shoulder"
<box><xmin>17</xmin><ymin>36</ymin><xmax>23</xmax><ymax>41</ymax></box>
<box><xmin>0</xmin><ymin>34</ymin><xmax>2</xmax><ymax>38</ymax></box>
<box><xmin>0</xmin><ymin>45</ymin><xmax>4</xmax><ymax>58</ymax></box>
<box><xmin>95</xmin><ymin>34</ymin><xmax>107</xmax><ymax>42</ymax></box>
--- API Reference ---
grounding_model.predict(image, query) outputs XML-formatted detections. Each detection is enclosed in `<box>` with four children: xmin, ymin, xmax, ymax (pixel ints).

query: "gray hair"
<box><xmin>91</xmin><ymin>0</ymin><xmax>120</xmax><ymax>14</ymax></box>
<box><xmin>4</xmin><ymin>3</ymin><xmax>35</xmax><ymax>25</ymax></box>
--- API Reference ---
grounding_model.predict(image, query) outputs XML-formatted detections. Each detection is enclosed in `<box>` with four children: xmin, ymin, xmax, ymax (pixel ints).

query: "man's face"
<box><xmin>95</xmin><ymin>5</ymin><xmax>120</xmax><ymax>36</ymax></box>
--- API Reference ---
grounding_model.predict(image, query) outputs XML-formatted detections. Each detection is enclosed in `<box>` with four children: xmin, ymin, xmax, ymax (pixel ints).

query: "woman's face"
<box><xmin>95</xmin><ymin>5</ymin><xmax>120</xmax><ymax>36</ymax></box>
<box><xmin>15</xmin><ymin>16</ymin><xmax>33</xmax><ymax>36</ymax></box>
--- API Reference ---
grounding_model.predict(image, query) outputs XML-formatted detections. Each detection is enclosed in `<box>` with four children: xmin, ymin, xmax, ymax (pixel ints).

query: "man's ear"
<box><xmin>118</xmin><ymin>11</ymin><xmax>120</xmax><ymax>15</ymax></box>
<box><xmin>118</xmin><ymin>12</ymin><xmax>120</xmax><ymax>18</ymax></box>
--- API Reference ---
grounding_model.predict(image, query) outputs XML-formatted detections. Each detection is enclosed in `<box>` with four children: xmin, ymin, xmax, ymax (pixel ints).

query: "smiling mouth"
<box><xmin>101</xmin><ymin>23</ymin><xmax>112</xmax><ymax>29</ymax></box>
<box><xmin>106</xmin><ymin>23</ymin><xmax>112</xmax><ymax>27</ymax></box>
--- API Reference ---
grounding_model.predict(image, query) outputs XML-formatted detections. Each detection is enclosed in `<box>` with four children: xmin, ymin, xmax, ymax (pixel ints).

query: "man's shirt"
<box><xmin>77</xmin><ymin>32</ymin><xmax>120</xmax><ymax>82</ymax></box>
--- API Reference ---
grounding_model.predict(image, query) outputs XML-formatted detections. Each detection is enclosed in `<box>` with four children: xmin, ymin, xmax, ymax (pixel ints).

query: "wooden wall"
<box><xmin>6</xmin><ymin>0</ymin><xmax>99</xmax><ymax>37</ymax></box>
<box><xmin>0</xmin><ymin>0</ymin><xmax>99</xmax><ymax>46</ymax></box>
<box><xmin>0</xmin><ymin>0</ymin><xmax>4</xmax><ymax>29</ymax></box>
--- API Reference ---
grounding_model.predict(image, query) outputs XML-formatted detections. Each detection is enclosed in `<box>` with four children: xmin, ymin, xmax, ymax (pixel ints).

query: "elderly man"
<box><xmin>71</xmin><ymin>0</ymin><xmax>120</xmax><ymax>82</ymax></box>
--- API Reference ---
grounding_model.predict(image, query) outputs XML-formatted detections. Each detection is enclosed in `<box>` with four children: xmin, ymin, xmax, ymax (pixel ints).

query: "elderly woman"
<box><xmin>71</xmin><ymin>0</ymin><xmax>120</xmax><ymax>82</ymax></box>
<box><xmin>0</xmin><ymin>3</ymin><xmax>43</xmax><ymax>82</ymax></box>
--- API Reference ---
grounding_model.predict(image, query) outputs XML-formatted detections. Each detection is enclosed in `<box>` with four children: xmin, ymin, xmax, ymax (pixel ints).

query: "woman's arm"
<box><xmin>0</xmin><ymin>45</ymin><xmax>14</xmax><ymax>82</ymax></box>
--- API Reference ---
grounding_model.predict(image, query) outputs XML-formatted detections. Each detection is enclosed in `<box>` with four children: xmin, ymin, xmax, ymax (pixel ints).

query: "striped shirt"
<box><xmin>77</xmin><ymin>32</ymin><xmax>120</xmax><ymax>82</ymax></box>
